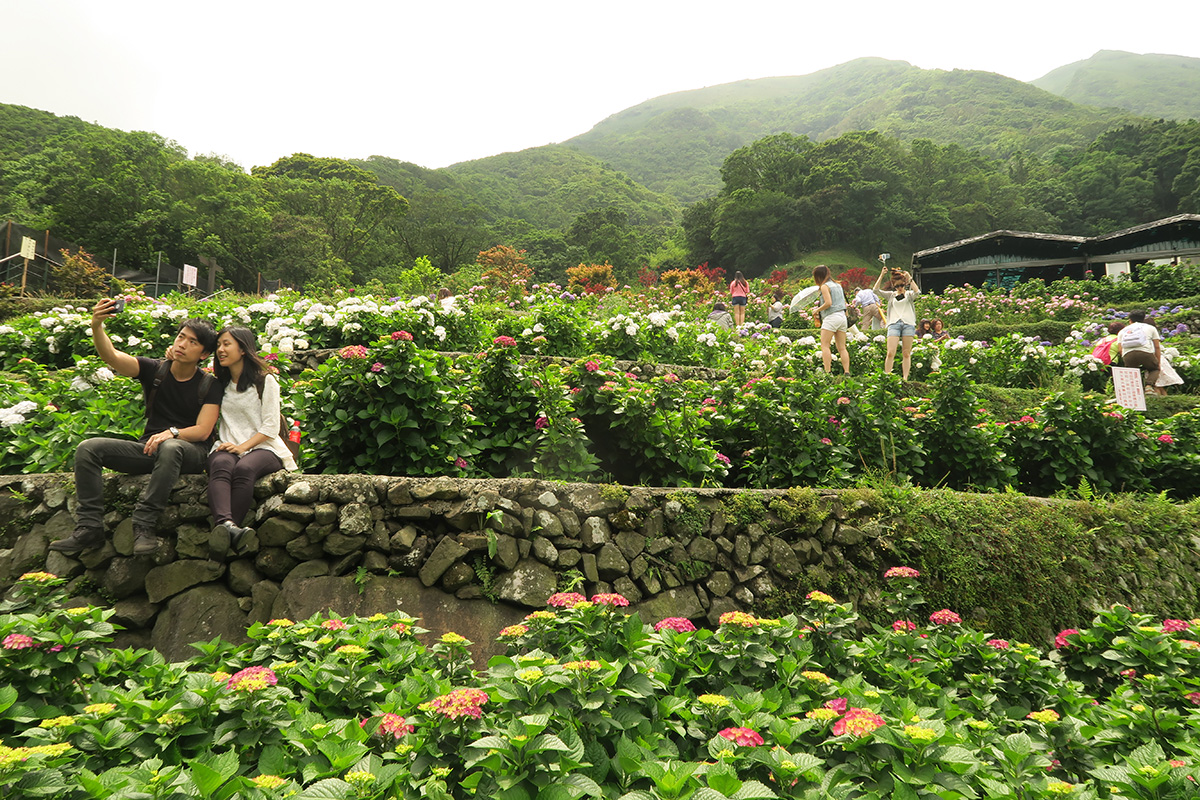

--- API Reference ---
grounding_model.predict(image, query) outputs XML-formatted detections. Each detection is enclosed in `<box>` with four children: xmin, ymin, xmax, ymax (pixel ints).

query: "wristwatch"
<box><xmin>169</xmin><ymin>427</ymin><xmax>180</xmax><ymax>438</ymax></box>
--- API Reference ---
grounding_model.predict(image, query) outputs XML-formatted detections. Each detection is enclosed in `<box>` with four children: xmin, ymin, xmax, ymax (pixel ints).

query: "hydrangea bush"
<box><xmin>4</xmin><ymin>570</ymin><xmax>1200</xmax><ymax>798</ymax></box>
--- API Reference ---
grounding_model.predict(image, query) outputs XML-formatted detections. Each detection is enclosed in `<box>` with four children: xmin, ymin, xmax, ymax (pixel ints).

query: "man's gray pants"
<box><xmin>74</xmin><ymin>437</ymin><xmax>207</xmax><ymax>530</ymax></box>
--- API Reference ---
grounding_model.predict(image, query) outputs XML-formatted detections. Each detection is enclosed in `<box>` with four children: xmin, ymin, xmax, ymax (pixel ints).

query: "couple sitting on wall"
<box><xmin>48</xmin><ymin>299</ymin><xmax>297</xmax><ymax>562</ymax></box>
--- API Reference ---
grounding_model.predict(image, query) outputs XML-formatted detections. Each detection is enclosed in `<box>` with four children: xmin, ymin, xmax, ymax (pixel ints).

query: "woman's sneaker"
<box><xmin>132</xmin><ymin>526</ymin><xmax>160</xmax><ymax>556</ymax></box>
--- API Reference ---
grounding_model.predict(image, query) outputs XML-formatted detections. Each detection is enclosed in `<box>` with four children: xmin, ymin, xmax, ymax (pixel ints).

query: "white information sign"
<box><xmin>1111</xmin><ymin>366</ymin><xmax>1147</xmax><ymax>411</ymax></box>
<box><xmin>182</xmin><ymin>264</ymin><xmax>198</xmax><ymax>287</ymax></box>
<box><xmin>20</xmin><ymin>236</ymin><xmax>36</xmax><ymax>260</ymax></box>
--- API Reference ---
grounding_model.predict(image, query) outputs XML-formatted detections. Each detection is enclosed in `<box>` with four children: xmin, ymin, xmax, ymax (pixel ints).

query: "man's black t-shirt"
<box><xmin>135</xmin><ymin>357</ymin><xmax>224</xmax><ymax>444</ymax></box>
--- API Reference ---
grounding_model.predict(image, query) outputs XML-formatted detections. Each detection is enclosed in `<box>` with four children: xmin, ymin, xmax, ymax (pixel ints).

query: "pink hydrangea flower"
<box><xmin>1054</xmin><ymin>628</ymin><xmax>1079</xmax><ymax>649</ymax></box>
<box><xmin>226</xmin><ymin>666</ymin><xmax>278</xmax><ymax>692</ymax></box>
<box><xmin>493</xmin><ymin>336</ymin><xmax>517</xmax><ymax>347</ymax></box>
<box><xmin>654</xmin><ymin>617</ymin><xmax>697</xmax><ymax>633</ymax></box>
<box><xmin>362</xmin><ymin>713</ymin><xmax>413</xmax><ymax>739</ymax></box>
<box><xmin>338</xmin><ymin>345</ymin><xmax>369</xmax><ymax>359</ymax></box>
<box><xmin>322</xmin><ymin>619</ymin><xmax>348</xmax><ymax>630</ymax></box>
<box><xmin>820</xmin><ymin>438</ymin><xmax>832</xmax><ymax>445</ymax></box>
<box><xmin>1163</xmin><ymin>619</ymin><xmax>1189</xmax><ymax>633</ymax></box>
<box><xmin>370</xmin><ymin>362</ymin><xmax>384</xmax><ymax>373</ymax></box>
<box><xmin>547</xmin><ymin>592</ymin><xmax>586</xmax><ymax>608</ymax></box>
<box><xmin>1159</xmin><ymin>434</ymin><xmax>1175</xmax><ymax>444</ymax></box>
<box><xmin>585</xmin><ymin>361</ymin><xmax>601</xmax><ymax>372</ymax></box>
<box><xmin>929</xmin><ymin>609</ymin><xmax>962</xmax><ymax>625</ymax></box>
<box><xmin>391</xmin><ymin>330</ymin><xmax>413</xmax><ymax>341</ymax></box>
<box><xmin>591</xmin><ymin>593</ymin><xmax>630</xmax><ymax>607</ymax></box>
<box><xmin>718</xmin><ymin>727</ymin><xmax>764</xmax><ymax>746</ymax></box>
<box><xmin>499</xmin><ymin>624</ymin><xmax>528</xmax><ymax>637</ymax></box>
<box><xmin>420</xmin><ymin>688</ymin><xmax>489</xmax><ymax>720</ymax></box>
<box><xmin>824</xmin><ymin>697</ymin><xmax>848</xmax><ymax>713</ymax></box>
<box><xmin>535</xmin><ymin>416</ymin><xmax>550</xmax><ymax>431</ymax></box>
<box><xmin>833</xmin><ymin>708</ymin><xmax>885</xmax><ymax>737</ymax></box>
<box><xmin>987</xmin><ymin>639</ymin><xmax>1010</xmax><ymax>649</ymax></box>
<box><xmin>715</xmin><ymin>453</ymin><xmax>731</xmax><ymax>466</ymax></box>
<box><xmin>893</xmin><ymin>620</ymin><xmax>916</xmax><ymax>632</ymax></box>
<box><xmin>2</xmin><ymin>633</ymin><xmax>35</xmax><ymax>650</ymax></box>
<box><xmin>455</xmin><ymin>457</ymin><xmax>468</xmax><ymax>469</ymax></box>
<box><xmin>884</xmin><ymin>566</ymin><xmax>920</xmax><ymax>579</ymax></box>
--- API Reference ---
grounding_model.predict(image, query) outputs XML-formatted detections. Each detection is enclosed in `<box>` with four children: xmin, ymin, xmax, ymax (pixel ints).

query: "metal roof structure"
<box><xmin>912</xmin><ymin>214</ymin><xmax>1200</xmax><ymax>292</ymax></box>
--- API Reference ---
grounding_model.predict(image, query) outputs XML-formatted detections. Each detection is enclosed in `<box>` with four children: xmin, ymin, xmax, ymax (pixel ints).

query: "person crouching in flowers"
<box><xmin>207</xmin><ymin>327</ymin><xmax>296</xmax><ymax>560</ymax></box>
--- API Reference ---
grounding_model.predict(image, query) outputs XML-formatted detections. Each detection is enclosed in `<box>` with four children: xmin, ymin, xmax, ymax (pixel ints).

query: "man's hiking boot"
<box><xmin>48</xmin><ymin>527</ymin><xmax>105</xmax><ymax>555</ymax></box>
<box><xmin>132</xmin><ymin>526</ymin><xmax>160</xmax><ymax>556</ymax></box>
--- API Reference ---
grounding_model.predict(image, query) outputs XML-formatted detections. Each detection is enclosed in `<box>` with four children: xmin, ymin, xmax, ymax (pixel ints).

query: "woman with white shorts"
<box><xmin>810</xmin><ymin>265</ymin><xmax>851</xmax><ymax>375</ymax></box>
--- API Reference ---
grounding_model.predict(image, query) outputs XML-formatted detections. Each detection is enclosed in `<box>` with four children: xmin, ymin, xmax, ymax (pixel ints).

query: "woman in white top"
<box><xmin>207</xmin><ymin>326</ymin><xmax>296</xmax><ymax>557</ymax></box>
<box><xmin>874</xmin><ymin>266</ymin><xmax>920</xmax><ymax>379</ymax></box>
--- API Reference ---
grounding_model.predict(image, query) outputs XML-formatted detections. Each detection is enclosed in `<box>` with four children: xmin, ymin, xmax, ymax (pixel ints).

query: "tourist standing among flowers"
<box><xmin>852</xmin><ymin>286</ymin><xmax>883</xmax><ymax>330</ymax></box>
<box><xmin>207</xmin><ymin>327</ymin><xmax>296</xmax><ymax>559</ymax></box>
<box><xmin>1114</xmin><ymin>310</ymin><xmax>1164</xmax><ymax>396</ymax></box>
<box><xmin>50</xmin><ymin>300</ymin><xmax>222</xmax><ymax>557</ymax></box>
<box><xmin>810</xmin><ymin>265</ymin><xmax>851</xmax><ymax>375</ymax></box>
<box><xmin>729</xmin><ymin>271</ymin><xmax>750</xmax><ymax>327</ymax></box>
<box><xmin>875</xmin><ymin>266</ymin><xmax>920</xmax><ymax>379</ymax></box>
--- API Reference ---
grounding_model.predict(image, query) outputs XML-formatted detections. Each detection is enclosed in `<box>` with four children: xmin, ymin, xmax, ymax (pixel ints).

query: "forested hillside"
<box><xmin>567</xmin><ymin>58</ymin><xmax>1137</xmax><ymax>202</ymax></box>
<box><xmin>1033</xmin><ymin>50</ymin><xmax>1200</xmax><ymax>121</ymax></box>
<box><xmin>683</xmin><ymin>121</ymin><xmax>1200</xmax><ymax>275</ymax></box>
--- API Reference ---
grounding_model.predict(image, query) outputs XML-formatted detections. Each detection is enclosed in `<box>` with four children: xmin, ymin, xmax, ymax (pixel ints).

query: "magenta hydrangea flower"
<box><xmin>585</xmin><ymin>360</ymin><xmax>600</xmax><ymax>372</ymax></box>
<box><xmin>1054</xmin><ymin>628</ymin><xmax>1079</xmax><ymax>649</ymax></box>
<box><xmin>718</xmin><ymin>727</ymin><xmax>764</xmax><ymax>746</ymax></box>
<box><xmin>893</xmin><ymin>620</ymin><xmax>916</xmax><ymax>632</ymax></box>
<box><xmin>987</xmin><ymin>639</ymin><xmax>1010</xmax><ymax>649</ymax></box>
<box><xmin>493</xmin><ymin>336</ymin><xmax>517</xmax><ymax>347</ymax></box>
<box><xmin>1187</xmin><ymin>691</ymin><xmax>1200</xmax><ymax>706</ymax></box>
<box><xmin>1159</xmin><ymin>433</ymin><xmax>1175</xmax><ymax>444</ymax></box>
<box><xmin>2</xmin><ymin>633</ymin><xmax>35</xmax><ymax>650</ymax></box>
<box><xmin>715</xmin><ymin>453</ymin><xmax>731</xmax><ymax>466</ymax></box>
<box><xmin>832</xmin><ymin>708</ymin><xmax>885</xmax><ymax>737</ymax></box>
<box><xmin>1163</xmin><ymin>619</ymin><xmax>1190</xmax><ymax>633</ymax></box>
<box><xmin>535</xmin><ymin>415</ymin><xmax>550</xmax><ymax>431</ymax></box>
<box><xmin>820</xmin><ymin>438</ymin><xmax>832</xmax><ymax>445</ymax></box>
<box><xmin>591</xmin><ymin>593</ymin><xmax>630</xmax><ymax>607</ymax></box>
<box><xmin>547</xmin><ymin>592</ymin><xmax>586</xmax><ymax>608</ymax></box>
<box><xmin>654</xmin><ymin>617</ymin><xmax>697</xmax><ymax>633</ymax></box>
<box><xmin>929</xmin><ymin>609</ymin><xmax>962</xmax><ymax>625</ymax></box>
<box><xmin>884</xmin><ymin>566</ymin><xmax>920</xmax><ymax>579</ymax></box>
<box><xmin>370</xmin><ymin>362</ymin><xmax>384</xmax><ymax>373</ymax></box>
<box><xmin>824</xmin><ymin>697</ymin><xmax>848</xmax><ymax>713</ymax></box>
<box><xmin>391</xmin><ymin>330</ymin><xmax>413</xmax><ymax>341</ymax></box>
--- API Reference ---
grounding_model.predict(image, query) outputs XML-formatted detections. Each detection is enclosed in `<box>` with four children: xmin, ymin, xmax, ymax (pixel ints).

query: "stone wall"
<box><xmin>4</xmin><ymin>473</ymin><xmax>1199</xmax><ymax>664</ymax></box>
<box><xmin>0</xmin><ymin>473</ymin><xmax>838</xmax><ymax>662</ymax></box>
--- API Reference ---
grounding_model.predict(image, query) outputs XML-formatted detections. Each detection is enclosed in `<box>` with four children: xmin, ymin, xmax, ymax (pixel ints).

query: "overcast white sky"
<box><xmin>6</xmin><ymin>1</ymin><xmax>1199</xmax><ymax>171</ymax></box>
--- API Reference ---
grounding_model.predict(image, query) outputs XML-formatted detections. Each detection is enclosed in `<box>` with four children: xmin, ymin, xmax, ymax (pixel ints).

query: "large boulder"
<box><xmin>151</xmin><ymin>584</ymin><xmax>248</xmax><ymax>661</ymax></box>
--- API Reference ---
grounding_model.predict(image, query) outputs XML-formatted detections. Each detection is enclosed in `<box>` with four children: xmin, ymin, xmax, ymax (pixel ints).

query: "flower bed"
<box><xmin>3</xmin><ymin>571</ymin><xmax>1199</xmax><ymax>797</ymax></box>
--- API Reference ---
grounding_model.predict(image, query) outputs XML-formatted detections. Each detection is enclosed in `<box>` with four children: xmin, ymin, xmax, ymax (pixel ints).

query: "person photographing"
<box><xmin>875</xmin><ymin>265</ymin><xmax>920</xmax><ymax>380</ymax></box>
<box><xmin>49</xmin><ymin>299</ymin><xmax>222</xmax><ymax>556</ymax></box>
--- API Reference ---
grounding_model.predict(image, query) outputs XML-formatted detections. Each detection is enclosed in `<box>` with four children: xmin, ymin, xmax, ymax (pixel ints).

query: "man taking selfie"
<box><xmin>49</xmin><ymin>298</ymin><xmax>223</xmax><ymax>557</ymax></box>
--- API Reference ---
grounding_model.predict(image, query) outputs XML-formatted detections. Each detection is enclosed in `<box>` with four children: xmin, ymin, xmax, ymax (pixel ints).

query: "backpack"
<box><xmin>254</xmin><ymin>379</ymin><xmax>301</xmax><ymax>462</ymax></box>
<box><xmin>1119</xmin><ymin>324</ymin><xmax>1149</xmax><ymax>349</ymax></box>
<box><xmin>144</xmin><ymin>360</ymin><xmax>216</xmax><ymax>420</ymax></box>
<box><xmin>1091</xmin><ymin>337</ymin><xmax>1117</xmax><ymax>366</ymax></box>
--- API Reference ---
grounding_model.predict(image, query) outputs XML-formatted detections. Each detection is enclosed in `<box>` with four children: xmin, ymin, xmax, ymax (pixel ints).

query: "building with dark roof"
<box><xmin>912</xmin><ymin>214</ymin><xmax>1200</xmax><ymax>293</ymax></box>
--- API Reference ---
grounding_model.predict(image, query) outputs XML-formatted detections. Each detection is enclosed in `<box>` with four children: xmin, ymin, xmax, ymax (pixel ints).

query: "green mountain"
<box><xmin>565</xmin><ymin>58</ymin><xmax>1138</xmax><ymax>203</ymax></box>
<box><xmin>357</xmin><ymin>146</ymin><xmax>680</xmax><ymax>231</ymax></box>
<box><xmin>0</xmin><ymin>103</ymin><xmax>99</xmax><ymax>163</ymax></box>
<box><xmin>1032</xmin><ymin>50</ymin><xmax>1200</xmax><ymax>121</ymax></box>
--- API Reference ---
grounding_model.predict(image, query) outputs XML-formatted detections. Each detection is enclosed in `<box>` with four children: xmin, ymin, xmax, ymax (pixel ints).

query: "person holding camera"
<box><xmin>49</xmin><ymin>298</ymin><xmax>223</xmax><ymax>557</ymax></box>
<box><xmin>874</xmin><ymin>266</ymin><xmax>920</xmax><ymax>379</ymax></box>
<box><xmin>810</xmin><ymin>265</ymin><xmax>851</xmax><ymax>375</ymax></box>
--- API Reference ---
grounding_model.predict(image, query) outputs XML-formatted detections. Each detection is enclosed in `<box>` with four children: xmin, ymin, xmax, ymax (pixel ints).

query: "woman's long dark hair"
<box><xmin>215</xmin><ymin>326</ymin><xmax>269</xmax><ymax>395</ymax></box>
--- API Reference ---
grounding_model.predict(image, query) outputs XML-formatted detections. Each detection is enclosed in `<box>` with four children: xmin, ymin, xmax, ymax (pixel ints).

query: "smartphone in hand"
<box><xmin>110</xmin><ymin>297</ymin><xmax>125</xmax><ymax>314</ymax></box>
